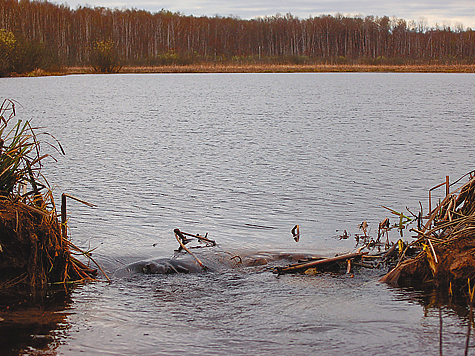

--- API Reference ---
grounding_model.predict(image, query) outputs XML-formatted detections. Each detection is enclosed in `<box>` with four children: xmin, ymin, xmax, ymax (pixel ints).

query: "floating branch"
<box><xmin>274</xmin><ymin>251</ymin><xmax>367</xmax><ymax>275</ymax></box>
<box><xmin>180</xmin><ymin>230</ymin><xmax>216</xmax><ymax>247</ymax></box>
<box><xmin>174</xmin><ymin>228</ymin><xmax>208</xmax><ymax>270</ymax></box>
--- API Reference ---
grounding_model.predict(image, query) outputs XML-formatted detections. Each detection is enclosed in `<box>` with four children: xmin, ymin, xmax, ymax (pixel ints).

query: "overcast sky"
<box><xmin>58</xmin><ymin>0</ymin><xmax>475</xmax><ymax>29</ymax></box>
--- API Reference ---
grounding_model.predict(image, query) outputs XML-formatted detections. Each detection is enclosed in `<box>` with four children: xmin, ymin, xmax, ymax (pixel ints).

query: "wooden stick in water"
<box><xmin>181</xmin><ymin>231</ymin><xmax>216</xmax><ymax>246</ymax></box>
<box><xmin>274</xmin><ymin>251</ymin><xmax>367</xmax><ymax>274</ymax></box>
<box><xmin>174</xmin><ymin>229</ymin><xmax>208</xmax><ymax>270</ymax></box>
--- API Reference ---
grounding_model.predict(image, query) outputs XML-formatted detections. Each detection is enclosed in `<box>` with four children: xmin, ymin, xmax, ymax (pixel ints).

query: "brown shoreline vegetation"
<box><xmin>28</xmin><ymin>63</ymin><xmax>475</xmax><ymax>76</ymax></box>
<box><xmin>0</xmin><ymin>99</ymin><xmax>98</xmax><ymax>296</ymax></box>
<box><xmin>108</xmin><ymin>63</ymin><xmax>475</xmax><ymax>74</ymax></box>
<box><xmin>381</xmin><ymin>170</ymin><xmax>475</xmax><ymax>297</ymax></box>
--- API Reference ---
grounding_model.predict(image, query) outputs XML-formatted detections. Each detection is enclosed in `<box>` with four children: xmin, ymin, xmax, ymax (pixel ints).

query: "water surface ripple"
<box><xmin>1</xmin><ymin>73</ymin><xmax>474</xmax><ymax>355</ymax></box>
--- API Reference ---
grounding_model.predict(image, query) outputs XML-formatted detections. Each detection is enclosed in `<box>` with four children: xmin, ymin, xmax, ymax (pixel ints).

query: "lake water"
<box><xmin>1</xmin><ymin>72</ymin><xmax>475</xmax><ymax>355</ymax></box>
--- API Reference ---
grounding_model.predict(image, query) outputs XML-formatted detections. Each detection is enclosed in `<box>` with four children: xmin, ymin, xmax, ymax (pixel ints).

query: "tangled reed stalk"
<box><xmin>381</xmin><ymin>170</ymin><xmax>475</xmax><ymax>293</ymax></box>
<box><xmin>0</xmin><ymin>99</ymin><xmax>97</xmax><ymax>294</ymax></box>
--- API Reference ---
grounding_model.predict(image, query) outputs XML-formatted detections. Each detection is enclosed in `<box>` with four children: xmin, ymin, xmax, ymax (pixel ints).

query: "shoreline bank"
<box><xmin>18</xmin><ymin>63</ymin><xmax>475</xmax><ymax>77</ymax></box>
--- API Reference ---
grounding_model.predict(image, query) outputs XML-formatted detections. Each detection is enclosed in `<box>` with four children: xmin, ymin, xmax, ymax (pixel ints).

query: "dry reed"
<box><xmin>0</xmin><ymin>99</ymin><xmax>97</xmax><ymax>294</ymax></box>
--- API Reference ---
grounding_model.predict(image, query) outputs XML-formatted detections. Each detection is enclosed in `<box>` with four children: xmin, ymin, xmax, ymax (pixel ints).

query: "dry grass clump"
<box><xmin>0</xmin><ymin>198</ymin><xmax>67</xmax><ymax>290</ymax></box>
<box><xmin>381</xmin><ymin>171</ymin><xmax>475</xmax><ymax>294</ymax></box>
<box><xmin>59</xmin><ymin>63</ymin><xmax>475</xmax><ymax>75</ymax></box>
<box><xmin>0</xmin><ymin>99</ymin><xmax>96</xmax><ymax>293</ymax></box>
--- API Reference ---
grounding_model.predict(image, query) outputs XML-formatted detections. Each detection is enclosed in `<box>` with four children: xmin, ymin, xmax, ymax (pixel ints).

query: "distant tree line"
<box><xmin>1</xmin><ymin>0</ymin><xmax>475</xmax><ymax>74</ymax></box>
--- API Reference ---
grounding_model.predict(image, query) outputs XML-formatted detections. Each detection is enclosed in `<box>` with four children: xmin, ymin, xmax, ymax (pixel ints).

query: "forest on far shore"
<box><xmin>1</xmin><ymin>0</ymin><xmax>475</xmax><ymax>75</ymax></box>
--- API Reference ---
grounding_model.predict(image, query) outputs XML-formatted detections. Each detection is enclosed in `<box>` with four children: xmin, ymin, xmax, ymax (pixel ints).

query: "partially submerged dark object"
<box><xmin>122</xmin><ymin>170</ymin><xmax>475</xmax><ymax>296</ymax></box>
<box><xmin>120</xmin><ymin>256</ymin><xmax>203</xmax><ymax>275</ymax></box>
<box><xmin>122</xmin><ymin>228</ymin><xmax>378</xmax><ymax>276</ymax></box>
<box><xmin>291</xmin><ymin>224</ymin><xmax>300</xmax><ymax>242</ymax></box>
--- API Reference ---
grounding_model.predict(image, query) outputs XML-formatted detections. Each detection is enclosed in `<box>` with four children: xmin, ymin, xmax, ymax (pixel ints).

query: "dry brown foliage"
<box><xmin>381</xmin><ymin>171</ymin><xmax>475</xmax><ymax>294</ymax></box>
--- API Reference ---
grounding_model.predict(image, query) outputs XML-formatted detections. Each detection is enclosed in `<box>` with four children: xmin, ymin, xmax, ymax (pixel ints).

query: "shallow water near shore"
<box><xmin>1</xmin><ymin>72</ymin><xmax>475</xmax><ymax>354</ymax></box>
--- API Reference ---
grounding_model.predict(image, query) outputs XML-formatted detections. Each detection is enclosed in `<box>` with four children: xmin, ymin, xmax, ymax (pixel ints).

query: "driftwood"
<box><xmin>178</xmin><ymin>230</ymin><xmax>216</xmax><ymax>247</ymax></box>
<box><xmin>173</xmin><ymin>228</ymin><xmax>208</xmax><ymax>270</ymax></box>
<box><xmin>273</xmin><ymin>251</ymin><xmax>367</xmax><ymax>275</ymax></box>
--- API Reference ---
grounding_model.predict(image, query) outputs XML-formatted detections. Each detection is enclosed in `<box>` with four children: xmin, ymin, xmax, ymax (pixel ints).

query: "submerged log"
<box><xmin>273</xmin><ymin>251</ymin><xmax>367</xmax><ymax>274</ymax></box>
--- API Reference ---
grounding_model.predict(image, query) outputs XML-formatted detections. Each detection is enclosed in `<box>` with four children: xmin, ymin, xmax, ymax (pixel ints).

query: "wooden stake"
<box><xmin>61</xmin><ymin>193</ymin><xmax>67</xmax><ymax>240</ymax></box>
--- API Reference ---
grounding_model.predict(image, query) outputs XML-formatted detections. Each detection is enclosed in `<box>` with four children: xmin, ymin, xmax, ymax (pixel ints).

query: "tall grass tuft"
<box><xmin>0</xmin><ymin>99</ymin><xmax>98</xmax><ymax>293</ymax></box>
<box><xmin>0</xmin><ymin>99</ymin><xmax>63</xmax><ymax>204</ymax></box>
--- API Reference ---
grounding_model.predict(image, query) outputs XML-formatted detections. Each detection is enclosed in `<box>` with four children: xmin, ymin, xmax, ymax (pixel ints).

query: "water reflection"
<box><xmin>0</xmin><ymin>288</ymin><xmax>73</xmax><ymax>355</ymax></box>
<box><xmin>2</xmin><ymin>263</ymin><xmax>475</xmax><ymax>355</ymax></box>
<box><xmin>388</xmin><ymin>285</ymin><xmax>474</xmax><ymax>355</ymax></box>
<box><xmin>391</xmin><ymin>285</ymin><xmax>470</xmax><ymax>318</ymax></box>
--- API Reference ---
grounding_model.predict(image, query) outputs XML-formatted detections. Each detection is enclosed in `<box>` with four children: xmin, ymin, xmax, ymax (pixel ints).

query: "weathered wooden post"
<box><xmin>61</xmin><ymin>193</ymin><xmax>67</xmax><ymax>239</ymax></box>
